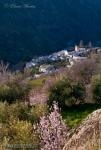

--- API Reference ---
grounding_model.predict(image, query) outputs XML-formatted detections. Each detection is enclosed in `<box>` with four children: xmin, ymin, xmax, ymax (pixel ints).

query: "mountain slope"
<box><xmin>0</xmin><ymin>0</ymin><xmax>101</xmax><ymax>64</ymax></box>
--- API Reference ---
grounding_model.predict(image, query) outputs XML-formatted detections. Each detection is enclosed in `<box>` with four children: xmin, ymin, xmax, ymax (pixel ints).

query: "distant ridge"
<box><xmin>0</xmin><ymin>0</ymin><xmax>101</xmax><ymax>64</ymax></box>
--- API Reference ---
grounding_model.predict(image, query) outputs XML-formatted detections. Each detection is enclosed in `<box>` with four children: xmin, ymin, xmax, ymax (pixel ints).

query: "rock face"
<box><xmin>63</xmin><ymin>109</ymin><xmax>101</xmax><ymax>150</ymax></box>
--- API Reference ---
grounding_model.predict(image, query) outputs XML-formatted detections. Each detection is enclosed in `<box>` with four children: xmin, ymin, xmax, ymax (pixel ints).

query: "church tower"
<box><xmin>75</xmin><ymin>45</ymin><xmax>79</xmax><ymax>52</ymax></box>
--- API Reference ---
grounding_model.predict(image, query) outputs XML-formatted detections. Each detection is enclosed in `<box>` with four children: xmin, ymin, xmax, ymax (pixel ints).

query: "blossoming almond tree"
<box><xmin>38</xmin><ymin>102</ymin><xmax>68</xmax><ymax>150</ymax></box>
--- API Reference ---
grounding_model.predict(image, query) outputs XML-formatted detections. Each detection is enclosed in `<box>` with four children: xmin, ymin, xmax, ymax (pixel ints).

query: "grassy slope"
<box><xmin>62</xmin><ymin>104</ymin><xmax>101</xmax><ymax>128</ymax></box>
<box><xmin>28</xmin><ymin>74</ymin><xmax>101</xmax><ymax>128</ymax></box>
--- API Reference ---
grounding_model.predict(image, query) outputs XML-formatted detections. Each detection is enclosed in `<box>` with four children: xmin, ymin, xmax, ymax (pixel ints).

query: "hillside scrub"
<box><xmin>0</xmin><ymin>101</ymin><xmax>101</xmax><ymax>150</ymax></box>
<box><xmin>0</xmin><ymin>54</ymin><xmax>101</xmax><ymax>149</ymax></box>
<box><xmin>66</xmin><ymin>54</ymin><xmax>99</xmax><ymax>84</ymax></box>
<box><xmin>0</xmin><ymin>102</ymin><xmax>48</xmax><ymax>124</ymax></box>
<box><xmin>0</xmin><ymin>82</ymin><xmax>30</xmax><ymax>103</ymax></box>
<box><xmin>0</xmin><ymin>63</ymin><xmax>34</xmax><ymax>103</ymax></box>
<box><xmin>0</xmin><ymin>102</ymin><xmax>68</xmax><ymax>150</ymax></box>
<box><xmin>91</xmin><ymin>74</ymin><xmax>101</xmax><ymax>103</ymax></box>
<box><xmin>48</xmin><ymin>78</ymin><xmax>85</xmax><ymax>108</ymax></box>
<box><xmin>0</xmin><ymin>120</ymin><xmax>40</xmax><ymax>149</ymax></box>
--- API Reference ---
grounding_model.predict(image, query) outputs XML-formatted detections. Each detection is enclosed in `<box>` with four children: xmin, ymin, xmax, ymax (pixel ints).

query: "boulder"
<box><xmin>63</xmin><ymin>109</ymin><xmax>101</xmax><ymax>150</ymax></box>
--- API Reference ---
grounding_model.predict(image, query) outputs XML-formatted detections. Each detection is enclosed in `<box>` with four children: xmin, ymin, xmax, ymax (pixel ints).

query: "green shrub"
<box><xmin>0</xmin><ymin>102</ymin><xmax>30</xmax><ymax>124</ymax></box>
<box><xmin>1</xmin><ymin>120</ymin><xmax>39</xmax><ymax>148</ymax></box>
<box><xmin>0</xmin><ymin>81</ymin><xmax>30</xmax><ymax>103</ymax></box>
<box><xmin>9</xmin><ymin>102</ymin><xmax>30</xmax><ymax>121</ymax></box>
<box><xmin>29</xmin><ymin>104</ymin><xmax>48</xmax><ymax>123</ymax></box>
<box><xmin>31</xmin><ymin>67</ymin><xmax>40</xmax><ymax>75</ymax></box>
<box><xmin>0</xmin><ymin>102</ymin><xmax>9</xmax><ymax>123</ymax></box>
<box><xmin>91</xmin><ymin>74</ymin><xmax>101</xmax><ymax>103</ymax></box>
<box><xmin>0</xmin><ymin>101</ymin><xmax>49</xmax><ymax>124</ymax></box>
<box><xmin>48</xmin><ymin>78</ymin><xmax>85</xmax><ymax>108</ymax></box>
<box><xmin>10</xmin><ymin>103</ymin><xmax>48</xmax><ymax>123</ymax></box>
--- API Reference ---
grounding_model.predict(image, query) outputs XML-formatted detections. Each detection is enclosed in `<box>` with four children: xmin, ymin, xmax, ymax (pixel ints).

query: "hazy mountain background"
<box><xmin>0</xmin><ymin>0</ymin><xmax>101</xmax><ymax>65</ymax></box>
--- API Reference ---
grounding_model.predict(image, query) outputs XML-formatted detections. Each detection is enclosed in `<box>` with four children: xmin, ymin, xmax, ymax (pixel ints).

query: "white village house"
<box><xmin>39</xmin><ymin>65</ymin><xmax>55</xmax><ymax>73</ymax></box>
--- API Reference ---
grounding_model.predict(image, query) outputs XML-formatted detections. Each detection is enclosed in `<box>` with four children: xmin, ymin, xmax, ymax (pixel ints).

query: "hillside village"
<box><xmin>26</xmin><ymin>41</ymin><xmax>101</xmax><ymax>77</ymax></box>
<box><xmin>1</xmin><ymin>1</ymin><xmax>101</xmax><ymax>149</ymax></box>
<box><xmin>0</xmin><ymin>41</ymin><xmax>101</xmax><ymax>149</ymax></box>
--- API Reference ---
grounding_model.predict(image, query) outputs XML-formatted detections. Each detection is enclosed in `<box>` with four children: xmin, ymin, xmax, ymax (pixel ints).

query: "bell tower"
<box><xmin>75</xmin><ymin>45</ymin><xmax>79</xmax><ymax>52</ymax></box>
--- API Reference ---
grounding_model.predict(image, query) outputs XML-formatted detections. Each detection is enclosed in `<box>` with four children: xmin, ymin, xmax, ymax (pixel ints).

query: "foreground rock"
<box><xmin>63</xmin><ymin>109</ymin><xmax>101</xmax><ymax>150</ymax></box>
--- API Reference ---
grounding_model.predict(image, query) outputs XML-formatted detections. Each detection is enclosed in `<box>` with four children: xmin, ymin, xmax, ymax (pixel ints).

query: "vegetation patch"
<box><xmin>62</xmin><ymin>104</ymin><xmax>101</xmax><ymax>128</ymax></box>
<box><xmin>28</xmin><ymin>77</ymin><xmax>47</xmax><ymax>88</ymax></box>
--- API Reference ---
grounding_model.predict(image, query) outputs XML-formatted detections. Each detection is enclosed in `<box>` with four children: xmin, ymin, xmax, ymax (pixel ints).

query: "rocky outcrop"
<box><xmin>63</xmin><ymin>109</ymin><xmax>101</xmax><ymax>150</ymax></box>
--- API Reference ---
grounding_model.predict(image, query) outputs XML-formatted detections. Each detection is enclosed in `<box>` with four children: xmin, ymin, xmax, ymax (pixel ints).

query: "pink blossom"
<box><xmin>38</xmin><ymin>102</ymin><xmax>68</xmax><ymax>150</ymax></box>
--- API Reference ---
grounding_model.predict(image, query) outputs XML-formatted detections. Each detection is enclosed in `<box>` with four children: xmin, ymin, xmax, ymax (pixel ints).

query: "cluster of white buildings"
<box><xmin>25</xmin><ymin>44</ymin><xmax>101</xmax><ymax>75</ymax></box>
<box><xmin>26</xmin><ymin>50</ymin><xmax>69</xmax><ymax>69</ymax></box>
